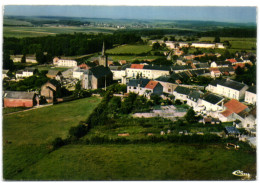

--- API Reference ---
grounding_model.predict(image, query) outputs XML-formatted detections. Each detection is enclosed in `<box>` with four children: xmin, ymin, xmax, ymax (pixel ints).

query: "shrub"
<box><xmin>69</xmin><ymin>124</ymin><xmax>88</xmax><ymax>138</ymax></box>
<box><xmin>52</xmin><ymin>137</ymin><xmax>65</xmax><ymax>150</ymax></box>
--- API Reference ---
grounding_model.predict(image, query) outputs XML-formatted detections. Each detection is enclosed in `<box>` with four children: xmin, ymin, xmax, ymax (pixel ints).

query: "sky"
<box><xmin>3</xmin><ymin>5</ymin><xmax>257</xmax><ymax>23</ymax></box>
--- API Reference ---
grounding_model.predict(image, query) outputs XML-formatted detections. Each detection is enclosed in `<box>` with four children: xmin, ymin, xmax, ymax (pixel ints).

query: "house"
<box><xmin>11</xmin><ymin>55</ymin><xmax>38</xmax><ymax>63</ymax></box>
<box><xmin>219</xmin><ymin>99</ymin><xmax>249</xmax><ymax>122</ymax></box>
<box><xmin>53</xmin><ymin>57</ymin><xmax>77</xmax><ymax>67</ymax></box>
<box><xmin>172</xmin><ymin>86</ymin><xmax>191</xmax><ymax>102</ymax></box>
<box><xmin>126</xmin><ymin>64</ymin><xmax>170</xmax><ymax>79</ymax></box>
<box><xmin>206</xmin><ymin>79</ymin><xmax>248</xmax><ymax>100</ymax></box>
<box><xmin>200</xmin><ymin>93</ymin><xmax>224</xmax><ymax>112</ymax></box>
<box><xmin>203</xmin><ymin>117</ymin><xmax>221</xmax><ymax>124</ymax></box>
<box><xmin>72</xmin><ymin>68</ymin><xmax>86</xmax><ymax>80</ymax></box>
<box><xmin>155</xmin><ymin>77</ymin><xmax>178</xmax><ymax>94</ymax></box>
<box><xmin>46</xmin><ymin>70</ymin><xmax>63</xmax><ymax>80</ymax></box>
<box><xmin>78</xmin><ymin>63</ymin><xmax>92</xmax><ymax>70</ymax></box>
<box><xmin>15</xmin><ymin>70</ymin><xmax>23</xmax><ymax>79</ymax></box>
<box><xmin>127</xmin><ymin>79</ymin><xmax>163</xmax><ymax>97</ymax></box>
<box><xmin>127</xmin><ymin>78</ymin><xmax>150</xmax><ymax>95</ymax></box>
<box><xmin>82</xmin><ymin>66</ymin><xmax>113</xmax><ymax>90</ymax></box>
<box><xmin>218</xmin><ymin>67</ymin><xmax>235</xmax><ymax>76</ymax></box>
<box><xmin>210</xmin><ymin>68</ymin><xmax>221</xmax><ymax>78</ymax></box>
<box><xmin>244</xmin><ymin>85</ymin><xmax>256</xmax><ymax>105</ymax></box>
<box><xmin>191</xmin><ymin>43</ymin><xmax>216</xmax><ymax>49</ymax></box>
<box><xmin>225</xmin><ymin>126</ymin><xmax>240</xmax><ymax>137</ymax></box>
<box><xmin>3</xmin><ymin>69</ymin><xmax>9</xmax><ymax>79</ymax></box>
<box><xmin>241</xmin><ymin>108</ymin><xmax>256</xmax><ymax>130</ymax></box>
<box><xmin>3</xmin><ymin>91</ymin><xmax>39</xmax><ymax>107</ymax></box>
<box><xmin>15</xmin><ymin>68</ymin><xmax>36</xmax><ymax>79</ymax></box>
<box><xmin>186</xmin><ymin>90</ymin><xmax>203</xmax><ymax>109</ymax></box>
<box><xmin>40</xmin><ymin>80</ymin><xmax>61</xmax><ymax>103</ymax></box>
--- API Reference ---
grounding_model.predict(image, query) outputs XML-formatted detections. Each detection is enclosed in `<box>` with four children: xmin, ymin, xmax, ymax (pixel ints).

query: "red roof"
<box><xmin>145</xmin><ymin>80</ymin><xmax>159</xmax><ymax>90</ymax></box>
<box><xmin>210</xmin><ymin>68</ymin><xmax>221</xmax><ymax>73</ymax></box>
<box><xmin>130</xmin><ymin>64</ymin><xmax>144</xmax><ymax>69</ymax></box>
<box><xmin>221</xmin><ymin>109</ymin><xmax>233</xmax><ymax>117</ymax></box>
<box><xmin>224</xmin><ymin>99</ymin><xmax>248</xmax><ymax>114</ymax></box>
<box><xmin>227</xmin><ymin>59</ymin><xmax>237</xmax><ymax>63</ymax></box>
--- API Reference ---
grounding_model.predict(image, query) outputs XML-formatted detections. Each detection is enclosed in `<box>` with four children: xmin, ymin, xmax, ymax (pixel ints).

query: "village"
<box><xmin>3</xmin><ymin>39</ymin><xmax>256</xmax><ymax>148</ymax></box>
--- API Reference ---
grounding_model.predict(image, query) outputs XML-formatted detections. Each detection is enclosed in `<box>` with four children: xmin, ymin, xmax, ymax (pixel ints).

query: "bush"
<box><xmin>52</xmin><ymin>137</ymin><xmax>65</xmax><ymax>150</ymax></box>
<box><xmin>69</xmin><ymin>124</ymin><xmax>88</xmax><ymax>138</ymax></box>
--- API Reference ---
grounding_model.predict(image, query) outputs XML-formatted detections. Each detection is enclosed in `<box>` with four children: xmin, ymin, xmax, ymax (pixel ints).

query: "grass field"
<box><xmin>106</xmin><ymin>44</ymin><xmax>152</xmax><ymax>55</ymax></box>
<box><xmin>3</xmin><ymin>97</ymin><xmax>101</xmax><ymax>145</ymax></box>
<box><xmin>109</xmin><ymin>55</ymin><xmax>163</xmax><ymax>62</ymax></box>
<box><xmin>3</xmin><ymin>97</ymin><xmax>102</xmax><ymax>179</ymax></box>
<box><xmin>199</xmin><ymin>37</ymin><xmax>256</xmax><ymax>52</ymax></box>
<box><xmin>11</xmin><ymin>144</ymin><xmax>256</xmax><ymax>180</ymax></box>
<box><xmin>2</xmin><ymin>107</ymin><xmax>31</xmax><ymax>115</ymax></box>
<box><xmin>3</xmin><ymin>26</ymin><xmax>116</xmax><ymax>38</ymax></box>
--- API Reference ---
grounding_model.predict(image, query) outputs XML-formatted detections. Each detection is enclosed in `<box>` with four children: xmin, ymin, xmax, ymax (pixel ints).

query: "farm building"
<box><xmin>53</xmin><ymin>57</ymin><xmax>77</xmax><ymax>67</ymax></box>
<box><xmin>244</xmin><ymin>85</ymin><xmax>256</xmax><ymax>105</ymax></box>
<box><xmin>3</xmin><ymin>91</ymin><xmax>39</xmax><ymax>108</ymax></box>
<box><xmin>46</xmin><ymin>70</ymin><xmax>63</xmax><ymax>80</ymax></box>
<box><xmin>40</xmin><ymin>80</ymin><xmax>61</xmax><ymax>103</ymax></box>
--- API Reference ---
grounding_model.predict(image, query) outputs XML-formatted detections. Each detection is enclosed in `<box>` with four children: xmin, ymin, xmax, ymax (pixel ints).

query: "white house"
<box><xmin>127</xmin><ymin>78</ymin><xmax>163</xmax><ymax>97</ymax></box>
<box><xmin>172</xmin><ymin>86</ymin><xmax>191</xmax><ymax>102</ymax></box>
<box><xmin>244</xmin><ymin>86</ymin><xmax>256</xmax><ymax>105</ymax></box>
<box><xmin>2</xmin><ymin>70</ymin><xmax>9</xmax><ymax>79</ymax></box>
<box><xmin>15</xmin><ymin>68</ymin><xmax>35</xmax><ymax>79</ymax></box>
<box><xmin>11</xmin><ymin>55</ymin><xmax>38</xmax><ymax>63</ymax></box>
<box><xmin>200</xmin><ymin>93</ymin><xmax>224</xmax><ymax>112</ymax></box>
<box><xmin>191</xmin><ymin>43</ymin><xmax>216</xmax><ymax>49</ymax></box>
<box><xmin>126</xmin><ymin>64</ymin><xmax>170</xmax><ymax>79</ymax></box>
<box><xmin>53</xmin><ymin>57</ymin><xmax>77</xmax><ymax>67</ymax></box>
<box><xmin>186</xmin><ymin>91</ymin><xmax>204</xmax><ymax>109</ymax></box>
<box><xmin>73</xmin><ymin>68</ymin><xmax>85</xmax><ymax>80</ymax></box>
<box><xmin>206</xmin><ymin>79</ymin><xmax>248</xmax><ymax>100</ymax></box>
<box><xmin>109</xmin><ymin>66</ymin><xmax>127</xmax><ymax>81</ymax></box>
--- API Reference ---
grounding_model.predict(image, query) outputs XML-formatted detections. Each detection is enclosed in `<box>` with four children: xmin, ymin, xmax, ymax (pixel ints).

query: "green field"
<box><xmin>11</xmin><ymin>144</ymin><xmax>256</xmax><ymax>180</ymax></box>
<box><xmin>106</xmin><ymin>44</ymin><xmax>153</xmax><ymax>55</ymax></box>
<box><xmin>109</xmin><ymin>55</ymin><xmax>163</xmax><ymax>62</ymax></box>
<box><xmin>199</xmin><ymin>37</ymin><xmax>256</xmax><ymax>52</ymax></box>
<box><xmin>3</xmin><ymin>26</ymin><xmax>116</xmax><ymax>38</ymax></box>
<box><xmin>3</xmin><ymin>97</ymin><xmax>102</xmax><ymax>179</ymax></box>
<box><xmin>3</xmin><ymin>107</ymin><xmax>31</xmax><ymax>115</ymax></box>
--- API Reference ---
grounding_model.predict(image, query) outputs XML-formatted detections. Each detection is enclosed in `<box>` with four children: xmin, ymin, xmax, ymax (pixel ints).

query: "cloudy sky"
<box><xmin>3</xmin><ymin>5</ymin><xmax>257</xmax><ymax>23</ymax></box>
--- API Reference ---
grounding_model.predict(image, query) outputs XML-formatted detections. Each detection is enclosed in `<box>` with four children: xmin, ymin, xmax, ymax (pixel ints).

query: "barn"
<box><xmin>3</xmin><ymin>91</ymin><xmax>39</xmax><ymax>108</ymax></box>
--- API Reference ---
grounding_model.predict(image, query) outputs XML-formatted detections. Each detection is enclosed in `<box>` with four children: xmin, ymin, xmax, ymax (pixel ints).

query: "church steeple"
<box><xmin>102</xmin><ymin>41</ymin><xmax>105</xmax><ymax>56</ymax></box>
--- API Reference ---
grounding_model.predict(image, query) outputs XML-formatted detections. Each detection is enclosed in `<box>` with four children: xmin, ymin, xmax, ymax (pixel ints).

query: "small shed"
<box><xmin>225</xmin><ymin>126</ymin><xmax>240</xmax><ymax>137</ymax></box>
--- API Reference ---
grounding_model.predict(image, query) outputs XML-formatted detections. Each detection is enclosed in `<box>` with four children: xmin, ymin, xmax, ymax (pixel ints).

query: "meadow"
<box><xmin>3</xmin><ymin>97</ymin><xmax>102</xmax><ymax>179</ymax></box>
<box><xmin>106</xmin><ymin>44</ymin><xmax>152</xmax><ymax>55</ymax></box>
<box><xmin>11</xmin><ymin>144</ymin><xmax>256</xmax><ymax>180</ymax></box>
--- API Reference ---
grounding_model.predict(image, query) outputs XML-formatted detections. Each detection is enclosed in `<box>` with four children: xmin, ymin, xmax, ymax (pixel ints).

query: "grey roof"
<box><xmin>89</xmin><ymin>66</ymin><xmax>112</xmax><ymax>79</ymax></box>
<box><xmin>247</xmin><ymin>85</ymin><xmax>256</xmax><ymax>94</ymax></box>
<box><xmin>171</xmin><ymin>65</ymin><xmax>192</xmax><ymax>70</ymax></box>
<box><xmin>225</xmin><ymin>126</ymin><xmax>240</xmax><ymax>134</ymax></box>
<box><xmin>188</xmin><ymin>91</ymin><xmax>203</xmax><ymax>101</ymax></box>
<box><xmin>109</xmin><ymin>66</ymin><xmax>121</xmax><ymax>70</ymax></box>
<box><xmin>3</xmin><ymin>91</ymin><xmax>36</xmax><ymax>99</ymax></box>
<box><xmin>193</xmin><ymin>69</ymin><xmax>210</xmax><ymax>75</ymax></box>
<box><xmin>218</xmin><ymin>67</ymin><xmax>235</xmax><ymax>73</ymax></box>
<box><xmin>174</xmin><ymin>86</ymin><xmax>191</xmax><ymax>95</ymax></box>
<box><xmin>24</xmin><ymin>67</ymin><xmax>36</xmax><ymax>72</ymax></box>
<box><xmin>47</xmin><ymin>70</ymin><xmax>62</xmax><ymax>76</ymax></box>
<box><xmin>220</xmin><ymin>79</ymin><xmax>247</xmax><ymax>91</ymax></box>
<box><xmin>203</xmin><ymin>93</ymin><xmax>223</xmax><ymax>104</ymax></box>
<box><xmin>128</xmin><ymin>78</ymin><xmax>150</xmax><ymax>88</ymax></box>
<box><xmin>16</xmin><ymin>70</ymin><xmax>23</xmax><ymax>74</ymax></box>
<box><xmin>3</xmin><ymin>70</ymin><xmax>9</xmax><ymax>74</ymax></box>
<box><xmin>209</xmin><ymin>79</ymin><xmax>226</xmax><ymax>87</ymax></box>
<box><xmin>195</xmin><ymin>63</ymin><xmax>209</xmax><ymax>68</ymax></box>
<box><xmin>143</xmin><ymin>65</ymin><xmax>170</xmax><ymax>71</ymax></box>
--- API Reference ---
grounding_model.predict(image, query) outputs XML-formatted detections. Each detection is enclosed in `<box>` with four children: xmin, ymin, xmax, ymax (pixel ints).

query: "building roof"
<box><xmin>130</xmin><ymin>64</ymin><xmax>144</xmax><ymax>69</ymax></box>
<box><xmin>89</xmin><ymin>66</ymin><xmax>112</xmax><ymax>79</ymax></box>
<box><xmin>210</xmin><ymin>67</ymin><xmax>221</xmax><ymax>73</ymax></box>
<box><xmin>209</xmin><ymin>79</ymin><xmax>247</xmax><ymax>91</ymax></box>
<box><xmin>174</xmin><ymin>86</ymin><xmax>191</xmax><ymax>95</ymax></box>
<box><xmin>203</xmin><ymin>93</ymin><xmax>223</xmax><ymax>104</ymax></box>
<box><xmin>226</xmin><ymin>58</ymin><xmax>237</xmax><ymax>63</ymax></box>
<box><xmin>247</xmin><ymin>85</ymin><xmax>256</xmax><ymax>94</ymax></box>
<box><xmin>47</xmin><ymin>70</ymin><xmax>61</xmax><ymax>76</ymax></box>
<box><xmin>195</xmin><ymin>63</ymin><xmax>209</xmax><ymax>69</ymax></box>
<box><xmin>16</xmin><ymin>70</ymin><xmax>23</xmax><ymax>74</ymax></box>
<box><xmin>3</xmin><ymin>70</ymin><xmax>9</xmax><ymax>74</ymax></box>
<box><xmin>143</xmin><ymin>65</ymin><xmax>170</xmax><ymax>71</ymax></box>
<box><xmin>188</xmin><ymin>91</ymin><xmax>203</xmax><ymax>101</ymax></box>
<box><xmin>3</xmin><ymin>91</ymin><xmax>36</xmax><ymax>99</ymax></box>
<box><xmin>221</xmin><ymin>109</ymin><xmax>233</xmax><ymax>117</ymax></box>
<box><xmin>225</xmin><ymin>126</ymin><xmax>240</xmax><ymax>134</ymax></box>
<box><xmin>128</xmin><ymin>78</ymin><xmax>150</xmax><ymax>88</ymax></box>
<box><xmin>224</xmin><ymin>99</ymin><xmax>248</xmax><ymax>114</ymax></box>
<box><xmin>145</xmin><ymin>80</ymin><xmax>159</xmax><ymax>90</ymax></box>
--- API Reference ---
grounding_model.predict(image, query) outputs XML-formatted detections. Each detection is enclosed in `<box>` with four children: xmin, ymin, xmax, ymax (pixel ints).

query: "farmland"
<box><xmin>3</xmin><ymin>26</ymin><xmax>116</xmax><ymax>38</ymax></box>
<box><xmin>10</xmin><ymin>144</ymin><xmax>256</xmax><ymax>180</ymax></box>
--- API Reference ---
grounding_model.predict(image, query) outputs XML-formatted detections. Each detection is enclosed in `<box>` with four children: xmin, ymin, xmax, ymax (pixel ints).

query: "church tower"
<box><xmin>99</xmin><ymin>41</ymin><xmax>108</xmax><ymax>67</ymax></box>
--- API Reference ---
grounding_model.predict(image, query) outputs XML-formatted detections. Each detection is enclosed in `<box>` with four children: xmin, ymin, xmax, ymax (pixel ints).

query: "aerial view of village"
<box><xmin>2</xmin><ymin>4</ymin><xmax>257</xmax><ymax>181</ymax></box>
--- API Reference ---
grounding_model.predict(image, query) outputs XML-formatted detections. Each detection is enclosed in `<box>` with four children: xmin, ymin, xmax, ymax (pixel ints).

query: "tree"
<box><xmin>214</xmin><ymin>36</ymin><xmax>220</xmax><ymax>43</ymax></box>
<box><xmin>185</xmin><ymin>108</ymin><xmax>197</xmax><ymax>123</ymax></box>
<box><xmin>36</xmin><ymin>51</ymin><xmax>46</xmax><ymax>64</ymax></box>
<box><xmin>169</xmin><ymin>36</ymin><xmax>176</xmax><ymax>41</ymax></box>
<box><xmin>152</xmin><ymin>42</ymin><xmax>161</xmax><ymax>50</ymax></box>
<box><xmin>163</xmin><ymin>37</ymin><xmax>168</xmax><ymax>42</ymax></box>
<box><xmin>3</xmin><ymin>51</ymin><xmax>14</xmax><ymax>71</ymax></box>
<box><xmin>21</xmin><ymin>54</ymin><xmax>26</xmax><ymax>63</ymax></box>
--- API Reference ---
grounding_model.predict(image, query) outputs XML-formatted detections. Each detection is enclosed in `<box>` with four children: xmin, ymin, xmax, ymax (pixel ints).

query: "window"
<box><xmin>134</xmin><ymin>87</ymin><xmax>136</xmax><ymax>89</ymax></box>
<box><xmin>129</xmin><ymin>87</ymin><xmax>131</xmax><ymax>89</ymax></box>
<box><xmin>247</xmin><ymin>124</ymin><xmax>250</xmax><ymax>128</ymax></box>
<box><xmin>168</xmin><ymin>89</ymin><xmax>171</xmax><ymax>92</ymax></box>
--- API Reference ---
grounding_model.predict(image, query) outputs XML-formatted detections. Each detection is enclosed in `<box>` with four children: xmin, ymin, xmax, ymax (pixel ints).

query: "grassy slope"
<box><xmin>3</xmin><ymin>97</ymin><xmax>101</xmax><ymax>145</ymax></box>
<box><xmin>3</xmin><ymin>97</ymin><xmax>102</xmax><ymax>179</ymax></box>
<box><xmin>13</xmin><ymin>144</ymin><xmax>256</xmax><ymax>180</ymax></box>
